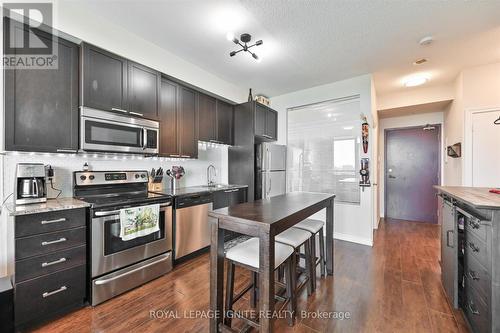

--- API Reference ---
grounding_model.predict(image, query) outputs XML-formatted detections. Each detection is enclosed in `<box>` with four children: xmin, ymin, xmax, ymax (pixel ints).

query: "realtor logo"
<box><xmin>2</xmin><ymin>2</ymin><xmax>58</xmax><ymax>69</ymax></box>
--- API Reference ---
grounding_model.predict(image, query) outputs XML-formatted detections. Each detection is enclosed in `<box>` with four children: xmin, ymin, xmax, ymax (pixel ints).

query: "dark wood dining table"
<box><xmin>208</xmin><ymin>192</ymin><xmax>335</xmax><ymax>332</ymax></box>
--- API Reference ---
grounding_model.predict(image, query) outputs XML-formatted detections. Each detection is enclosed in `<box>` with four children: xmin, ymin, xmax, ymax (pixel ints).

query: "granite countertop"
<box><xmin>3</xmin><ymin>197</ymin><xmax>91</xmax><ymax>216</ymax></box>
<box><xmin>435</xmin><ymin>186</ymin><xmax>500</xmax><ymax>210</ymax></box>
<box><xmin>162</xmin><ymin>184</ymin><xmax>248</xmax><ymax>197</ymax></box>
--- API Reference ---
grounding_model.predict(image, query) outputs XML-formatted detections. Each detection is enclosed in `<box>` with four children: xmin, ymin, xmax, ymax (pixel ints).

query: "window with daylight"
<box><xmin>287</xmin><ymin>96</ymin><xmax>361</xmax><ymax>204</ymax></box>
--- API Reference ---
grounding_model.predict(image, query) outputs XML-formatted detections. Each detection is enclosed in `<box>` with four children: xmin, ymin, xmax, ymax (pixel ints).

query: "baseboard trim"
<box><xmin>334</xmin><ymin>232</ymin><xmax>373</xmax><ymax>247</ymax></box>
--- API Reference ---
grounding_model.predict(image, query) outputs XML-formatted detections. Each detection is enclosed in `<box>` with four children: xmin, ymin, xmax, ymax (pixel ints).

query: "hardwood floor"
<box><xmin>32</xmin><ymin>219</ymin><xmax>469</xmax><ymax>333</ymax></box>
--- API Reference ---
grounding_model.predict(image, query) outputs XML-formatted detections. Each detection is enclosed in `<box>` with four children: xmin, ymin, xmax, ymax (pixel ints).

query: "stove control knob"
<box><xmin>141</xmin><ymin>174</ymin><xmax>146</xmax><ymax>178</ymax></box>
<box><xmin>89</xmin><ymin>175</ymin><xmax>95</xmax><ymax>180</ymax></box>
<box><xmin>80</xmin><ymin>175</ymin><xmax>87</xmax><ymax>181</ymax></box>
<box><xmin>135</xmin><ymin>174</ymin><xmax>140</xmax><ymax>179</ymax></box>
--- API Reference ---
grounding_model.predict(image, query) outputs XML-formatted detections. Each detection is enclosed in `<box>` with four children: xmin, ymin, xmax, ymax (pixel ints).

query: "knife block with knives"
<box><xmin>148</xmin><ymin>167</ymin><xmax>164</xmax><ymax>192</ymax></box>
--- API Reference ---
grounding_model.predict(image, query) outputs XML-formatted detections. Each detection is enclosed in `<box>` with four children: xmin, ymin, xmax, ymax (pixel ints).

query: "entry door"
<box><xmin>385</xmin><ymin>125</ymin><xmax>440</xmax><ymax>223</ymax></box>
<box><xmin>472</xmin><ymin>110</ymin><xmax>500</xmax><ymax>187</ymax></box>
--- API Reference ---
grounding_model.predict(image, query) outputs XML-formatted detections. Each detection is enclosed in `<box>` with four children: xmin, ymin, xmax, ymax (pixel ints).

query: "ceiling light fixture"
<box><xmin>403</xmin><ymin>74</ymin><xmax>430</xmax><ymax>87</ymax></box>
<box><xmin>419</xmin><ymin>36</ymin><xmax>434</xmax><ymax>46</ymax></box>
<box><xmin>228</xmin><ymin>33</ymin><xmax>263</xmax><ymax>61</ymax></box>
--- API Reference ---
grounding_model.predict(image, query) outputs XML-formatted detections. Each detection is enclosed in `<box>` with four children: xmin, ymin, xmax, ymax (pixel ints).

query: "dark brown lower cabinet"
<box><xmin>13</xmin><ymin>208</ymin><xmax>87</xmax><ymax>330</ymax></box>
<box><xmin>212</xmin><ymin>187</ymin><xmax>247</xmax><ymax>242</ymax></box>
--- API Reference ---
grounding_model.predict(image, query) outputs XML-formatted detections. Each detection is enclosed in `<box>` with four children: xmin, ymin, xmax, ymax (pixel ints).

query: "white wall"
<box><xmin>444</xmin><ymin>61</ymin><xmax>500</xmax><ymax>186</ymax></box>
<box><xmin>378</xmin><ymin>112</ymin><xmax>445</xmax><ymax>218</ymax></box>
<box><xmin>271</xmin><ymin>74</ymin><xmax>376</xmax><ymax>246</ymax></box>
<box><xmin>377</xmin><ymin>83</ymin><xmax>454</xmax><ymax>111</ymax></box>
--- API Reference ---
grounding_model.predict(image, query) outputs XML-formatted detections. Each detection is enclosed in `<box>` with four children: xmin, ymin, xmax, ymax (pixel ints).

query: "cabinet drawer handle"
<box><xmin>129</xmin><ymin>111</ymin><xmax>144</xmax><ymax>117</ymax></box>
<box><xmin>41</xmin><ymin>218</ymin><xmax>67</xmax><ymax>225</ymax></box>
<box><xmin>468</xmin><ymin>269</ymin><xmax>480</xmax><ymax>281</ymax></box>
<box><xmin>181</xmin><ymin>155</ymin><xmax>191</xmax><ymax>158</ymax></box>
<box><xmin>262</xmin><ymin>134</ymin><xmax>273</xmax><ymax>139</ymax></box>
<box><xmin>169</xmin><ymin>154</ymin><xmax>180</xmax><ymax>157</ymax></box>
<box><xmin>41</xmin><ymin>257</ymin><xmax>67</xmax><ymax>267</ymax></box>
<box><xmin>42</xmin><ymin>286</ymin><xmax>67</xmax><ymax>298</ymax></box>
<box><xmin>468</xmin><ymin>242</ymin><xmax>479</xmax><ymax>252</ymax></box>
<box><xmin>468</xmin><ymin>301</ymin><xmax>479</xmax><ymax>315</ymax></box>
<box><xmin>111</xmin><ymin>108</ymin><xmax>128</xmax><ymax>113</ymax></box>
<box><xmin>56</xmin><ymin>149</ymin><xmax>77</xmax><ymax>153</ymax></box>
<box><xmin>209</xmin><ymin>140</ymin><xmax>222</xmax><ymax>144</ymax></box>
<box><xmin>41</xmin><ymin>237</ymin><xmax>67</xmax><ymax>246</ymax></box>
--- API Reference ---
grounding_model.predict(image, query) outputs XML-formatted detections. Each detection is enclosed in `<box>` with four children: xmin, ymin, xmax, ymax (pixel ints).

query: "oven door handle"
<box><xmin>94</xmin><ymin>255</ymin><xmax>170</xmax><ymax>285</ymax></box>
<box><xmin>95</xmin><ymin>204</ymin><xmax>170</xmax><ymax>217</ymax></box>
<box><xmin>94</xmin><ymin>210</ymin><xmax>120</xmax><ymax>217</ymax></box>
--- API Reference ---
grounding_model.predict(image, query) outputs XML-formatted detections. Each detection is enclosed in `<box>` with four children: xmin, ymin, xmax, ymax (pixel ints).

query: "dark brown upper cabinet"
<box><xmin>81</xmin><ymin>43</ymin><xmax>128</xmax><ymax>113</ymax></box>
<box><xmin>255</xmin><ymin>103</ymin><xmax>278</xmax><ymax>141</ymax></box>
<box><xmin>159</xmin><ymin>79</ymin><xmax>179</xmax><ymax>157</ymax></box>
<box><xmin>216</xmin><ymin>100</ymin><xmax>233</xmax><ymax>145</ymax></box>
<box><xmin>81</xmin><ymin>43</ymin><xmax>160</xmax><ymax>119</ymax></box>
<box><xmin>178</xmin><ymin>86</ymin><xmax>198</xmax><ymax>158</ymax></box>
<box><xmin>158</xmin><ymin>79</ymin><xmax>198</xmax><ymax>158</ymax></box>
<box><xmin>198</xmin><ymin>93</ymin><xmax>217</xmax><ymax>142</ymax></box>
<box><xmin>4</xmin><ymin>19</ymin><xmax>79</xmax><ymax>153</ymax></box>
<box><xmin>127</xmin><ymin>61</ymin><xmax>160</xmax><ymax>119</ymax></box>
<box><xmin>198</xmin><ymin>94</ymin><xmax>233</xmax><ymax>145</ymax></box>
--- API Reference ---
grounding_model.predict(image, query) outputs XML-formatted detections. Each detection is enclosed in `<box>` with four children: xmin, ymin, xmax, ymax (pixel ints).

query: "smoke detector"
<box><xmin>419</xmin><ymin>36</ymin><xmax>434</xmax><ymax>46</ymax></box>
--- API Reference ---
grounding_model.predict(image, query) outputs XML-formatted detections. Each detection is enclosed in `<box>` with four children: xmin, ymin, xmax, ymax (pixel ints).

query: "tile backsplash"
<box><xmin>1</xmin><ymin>142</ymin><xmax>229</xmax><ymax>202</ymax></box>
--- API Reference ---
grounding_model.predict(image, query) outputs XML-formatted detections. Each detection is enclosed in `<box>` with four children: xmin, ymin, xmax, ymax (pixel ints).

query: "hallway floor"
<box><xmin>33</xmin><ymin>219</ymin><xmax>469</xmax><ymax>332</ymax></box>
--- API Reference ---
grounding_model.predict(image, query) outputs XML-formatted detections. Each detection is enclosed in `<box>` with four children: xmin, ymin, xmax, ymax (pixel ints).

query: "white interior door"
<box><xmin>472</xmin><ymin>110</ymin><xmax>500</xmax><ymax>187</ymax></box>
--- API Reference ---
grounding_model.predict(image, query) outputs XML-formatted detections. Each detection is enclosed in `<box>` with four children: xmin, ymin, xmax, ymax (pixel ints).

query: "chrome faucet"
<box><xmin>207</xmin><ymin>165</ymin><xmax>217</xmax><ymax>186</ymax></box>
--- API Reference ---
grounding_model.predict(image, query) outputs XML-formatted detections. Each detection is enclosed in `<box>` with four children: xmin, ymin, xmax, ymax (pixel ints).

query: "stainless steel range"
<box><xmin>73</xmin><ymin>170</ymin><xmax>172</xmax><ymax>306</ymax></box>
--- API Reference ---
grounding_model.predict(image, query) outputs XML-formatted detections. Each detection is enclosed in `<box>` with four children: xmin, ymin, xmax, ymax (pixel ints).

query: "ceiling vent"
<box><xmin>413</xmin><ymin>58</ymin><xmax>428</xmax><ymax>65</ymax></box>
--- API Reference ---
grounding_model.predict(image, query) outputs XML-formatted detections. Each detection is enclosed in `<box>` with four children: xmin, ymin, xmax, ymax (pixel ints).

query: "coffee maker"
<box><xmin>15</xmin><ymin>163</ymin><xmax>47</xmax><ymax>205</ymax></box>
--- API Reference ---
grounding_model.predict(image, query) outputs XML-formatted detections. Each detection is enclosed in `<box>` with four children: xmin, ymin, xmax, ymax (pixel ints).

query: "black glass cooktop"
<box><xmin>76</xmin><ymin>191</ymin><xmax>171</xmax><ymax>209</ymax></box>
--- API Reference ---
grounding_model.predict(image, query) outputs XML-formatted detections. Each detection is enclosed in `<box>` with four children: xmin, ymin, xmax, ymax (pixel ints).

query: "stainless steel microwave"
<box><xmin>80</xmin><ymin>107</ymin><xmax>159</xmax><ymax>154</ymax></box>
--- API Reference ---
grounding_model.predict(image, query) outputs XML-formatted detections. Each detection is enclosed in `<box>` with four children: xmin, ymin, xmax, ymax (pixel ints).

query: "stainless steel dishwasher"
<box><xmin>174</xmin><ymin>193</ymin><xmax>213</xmax><ymax>260</ymax></box>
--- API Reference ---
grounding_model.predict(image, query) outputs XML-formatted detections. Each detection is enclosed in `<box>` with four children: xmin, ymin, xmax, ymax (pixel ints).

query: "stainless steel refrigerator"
<box><xmin>255</xmin><ymin>143</ymin><xmax>286</xmax><ymax>200</ymax></box>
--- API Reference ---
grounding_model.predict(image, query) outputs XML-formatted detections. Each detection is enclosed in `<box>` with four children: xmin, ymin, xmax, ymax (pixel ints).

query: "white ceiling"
<box><xmin>74</xmin><ymin>0</ymin><xmax>500</xmax><ymax>98</ymax></box>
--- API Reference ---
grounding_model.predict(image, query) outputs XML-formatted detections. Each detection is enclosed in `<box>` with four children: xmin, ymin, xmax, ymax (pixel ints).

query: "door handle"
<box><xmin>446</xmin><ymin>230</ymin><xmax>454</xmax><ymax>248</ymax></box>
<box><xmin>129</xmin><ymin>111</ymin><xmax>144</xmax><ymax>117</ymax></box>
<box><xmin>388</xmin><ymin>175</ymin><xmax>396</xmax><ymax>179</ymax></box>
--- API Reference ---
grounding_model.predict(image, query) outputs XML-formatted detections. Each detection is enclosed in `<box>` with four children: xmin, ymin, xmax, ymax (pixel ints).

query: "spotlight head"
<box><xmin>229</xmin><ymin>51</ymin><xmax>236</xmax><ymax>57</ymax></box>
<box><xmin>252</xmin><ymin>53</ymin><xmax>259</xmax><ymax>60</ymax></box>
<box><xmin>255</xmin><ymin>40</ymin><xmax>263</xmax><ymax>46</ymax></box>
<box><xmin>232</xmin><ymin>37</ymin><xmax>239</xmax><ymax>44</ymax></box>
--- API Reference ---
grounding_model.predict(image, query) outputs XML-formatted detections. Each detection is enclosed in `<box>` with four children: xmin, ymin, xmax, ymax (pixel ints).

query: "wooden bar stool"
<box><xmin>224</xmin><ymin>237</ymin><xmax>296</xmax><ymax>330</ymax></box>
<box><xmin>293</xmin><ymin>219</ymin><xmax>326</xmax><ymax>289</ymax></box>
<box><xmin>275</xmin><ymin>227</ymin><xmax>315</xmax><ymax>299</ymax></box>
